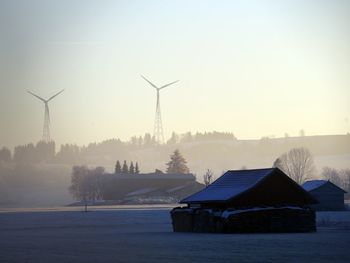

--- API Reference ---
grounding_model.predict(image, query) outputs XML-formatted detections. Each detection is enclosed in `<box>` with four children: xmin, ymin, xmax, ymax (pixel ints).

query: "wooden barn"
<box><xmin>302</xmin><ymin>180</ymin><xmax>347</xmax><ymax>211</ymax></box>
<box><xmin>171</xmin><ymin>168</ymin><xmax>317</xmax><ymax>233</ymax></box>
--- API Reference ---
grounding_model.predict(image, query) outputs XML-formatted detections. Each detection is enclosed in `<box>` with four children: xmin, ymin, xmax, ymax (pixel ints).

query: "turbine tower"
<box><xmin>27</xmin><ymin>89</ymin><xmax>64</xmax><ymax>142</ymax></box>
<box><xmin>141</xmin><ymin>75</ymin><xmax>179</xmax><ymax>145</ymax></box>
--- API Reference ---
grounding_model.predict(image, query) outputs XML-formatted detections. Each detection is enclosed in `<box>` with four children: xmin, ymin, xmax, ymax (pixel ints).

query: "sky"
<box><xmin>0</xmin><ymin>0</ymin><xmax>349</xmax><ymax>148</ymax></box>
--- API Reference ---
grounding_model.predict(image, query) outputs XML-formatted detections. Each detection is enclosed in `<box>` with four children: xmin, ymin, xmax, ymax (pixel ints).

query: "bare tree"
<box><xmin>69</xmin><ymin>166</ymin><xmax>104</xmax><ymax>212</ymax></box>
<box><xmin>203</xmin><ymin>169</ymin><xmax>214</xmax><ymax>187</ymax></box>
<box><xmin>321</xmin><ymin>167</ymin><xmax>342</xmax><ymax>187</ymax></box>
<box><xmin>273</xmin><ymin>147</ymin><xmax>315</xmax><ymax>184</ymax></box>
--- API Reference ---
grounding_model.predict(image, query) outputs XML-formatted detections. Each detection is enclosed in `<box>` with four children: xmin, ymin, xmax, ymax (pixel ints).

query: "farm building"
<box><xmin>100</xmin><ymin>173</ymin><xmax>203</xmax><ymax>204</ymax></box>
<box><xmin>171</xmin><ymin>168</ymin><xmax>317</xmax><ymax>233</ymax></box>
<box><xmin>302</xmin><ymin>180</ymin><xmax>347</xmax><ymax>211</ymax></box>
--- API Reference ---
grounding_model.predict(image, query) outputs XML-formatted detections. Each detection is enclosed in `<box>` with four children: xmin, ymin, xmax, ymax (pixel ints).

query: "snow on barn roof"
<box><xmin>302</xmin><ymin>180</ymin><xmax>328</xmax><ymax>192</ymax></box>
<box><xmin>181</xmin><ymin>168</ymin><xmax>275</xmax><ymax>204</ymax></box>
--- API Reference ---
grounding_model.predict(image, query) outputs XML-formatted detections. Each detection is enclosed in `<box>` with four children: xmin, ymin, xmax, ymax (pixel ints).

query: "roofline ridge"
<box><xmin>226</xmin><ymin>167</ymin><xmax>276</xmax><ymax>172</ymax></box>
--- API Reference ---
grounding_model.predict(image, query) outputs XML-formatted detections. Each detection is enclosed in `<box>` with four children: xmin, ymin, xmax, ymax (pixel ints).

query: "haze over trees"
<box><xmin>273</xmin><ymin>147</ymin><xmax>315</xmax><ymax>184</ymax></box>
<box><xmin>166</xmin><ymin>149</ymin><xmax>190</xmax><ymax>174</ymax></box>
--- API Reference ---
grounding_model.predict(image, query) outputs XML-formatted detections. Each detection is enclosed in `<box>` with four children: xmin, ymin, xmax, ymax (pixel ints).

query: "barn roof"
<box><xmin>302</xmin><ymin>180</ymin><xmax>347</xmax><ymax>193</ymax></box>
<box><xmin>181</xmin><ymin>168</ymin><xmax>274</xmax><ymax>203</ymax></box>
<box><xmin>180</xmin><ymin>167</ymin><xmax>317</xmax><ymax>206</ymax></box>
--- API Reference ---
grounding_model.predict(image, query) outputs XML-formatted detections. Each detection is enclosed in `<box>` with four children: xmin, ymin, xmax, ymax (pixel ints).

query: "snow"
<box><xmin>181</xmin><ymin>168</ymin><xmax>274</xmax><ymax>203</ymax></box>
<box><xmin>302</xmin><ymin>180</ymin><xmax>328</xmax><ymax>191</ymax></box>
<box><xmin>0</xmin><ymin>206</ymin><xmax>350</xmax><ymax>262</ymax></box>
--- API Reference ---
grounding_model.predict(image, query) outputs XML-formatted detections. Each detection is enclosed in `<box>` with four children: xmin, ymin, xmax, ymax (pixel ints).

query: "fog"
<box><xmin>0</xmin><ymin>132</ymin><xmax>349</xmax><ymax>207</ymax></box>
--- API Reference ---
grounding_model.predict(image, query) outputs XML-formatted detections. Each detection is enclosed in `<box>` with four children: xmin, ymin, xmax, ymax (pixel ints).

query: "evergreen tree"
<box><xmin>129</xmin><ymin>161</ymin><xmax>135</xmax><ymax>174</ymax></box>
<box><xmin>122</xmin><ymin>160</ymin><xmax>129</xmax><ymax>173</ymax></box>
<box><xmin>135</xmin><ymin>162</ymin><xmax>140</xmax><ymax>174</ymax></box>
<box><xmin>166</xmin><ymin>149</ymin><xmax>190</xmax><ymax>174</ymax></box>
<box><xmin>115</xmin><ymin>160</ymin><xmax>121</xmax><ymax>174</ymax></box>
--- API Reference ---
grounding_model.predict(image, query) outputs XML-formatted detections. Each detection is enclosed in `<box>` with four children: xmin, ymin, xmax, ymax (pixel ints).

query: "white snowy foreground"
<box><xmin>0</xmin><ymin>206</ymin><xmax>350</xmax><ymax>263</ymax></box>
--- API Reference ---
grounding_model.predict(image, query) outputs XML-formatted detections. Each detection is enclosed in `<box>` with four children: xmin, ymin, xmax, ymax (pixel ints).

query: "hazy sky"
<box><xmin>1</xmin><ymin>0</ymin><xmax>349</xmax><ymax>148</ymax></box>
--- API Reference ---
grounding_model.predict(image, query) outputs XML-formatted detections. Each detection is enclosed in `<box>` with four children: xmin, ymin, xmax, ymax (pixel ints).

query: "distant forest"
<box><xmin>0</xmin><ymin>131</ymin><xmax>237</xmax><ymax>165</ymax></box>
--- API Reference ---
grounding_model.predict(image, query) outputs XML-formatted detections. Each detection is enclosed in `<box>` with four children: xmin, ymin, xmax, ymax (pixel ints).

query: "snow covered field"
<box><xmin>0</xmin><ymin>206</ymin><xmax>350</xmax><ymax>262</ymax></box>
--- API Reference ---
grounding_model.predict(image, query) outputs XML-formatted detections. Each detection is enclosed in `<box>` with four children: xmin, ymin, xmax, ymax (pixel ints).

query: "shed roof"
<box><xmin>302</xmin><ymin>180</ymin><xmax>328</xmax><ymax>191</ymax></box>
<box><xmin>181</xmin><ymin>168</ymin><xmax>316</xmax><ymax>205</ymax></box>
<box><xmin>302</xmin><ymin>180</ymin><xmax>347</xmax><ymax>193</ymax></box>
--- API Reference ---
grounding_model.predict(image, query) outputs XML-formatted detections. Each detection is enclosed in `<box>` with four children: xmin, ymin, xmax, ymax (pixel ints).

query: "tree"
<box><xmin>0</xmin><ymin>147</ymin><xmax>11</xmax><ymax>162</ymax></box>
<box><xmin>36</xmin><ymin>141</ymin><xmax>55</xmax><ymax>162</ymax></box>
<box><xmin>129</xmin><ymin>161</ymin><xmax>135</xmax><ymax>174</ymax></box>
<box><xmin>273</xmin><ymin>147</ymin><xmax>315</xmax><ymax>184</ymax></box>
<box><xmin>203</xmin><ymin>169</ymin><xmax>213</xmax><ymax>187</ymax></box>
<box><xmin>167</xmin><ymin>132</ymin><xmax>179</xmax><ymax>145</ymax></box>
<box><xmin>130</xmin><ymin>136</ymin><xmax>138</xmax><ymax>146</ymax></box>
<box><xmin>122</xmin><ymin>160</ymin><xmax>128</xmax><ymax>173</ymax></box>
<box><xmin>340</xmin><ymin>169</ymin><xmax>350</xmax><ymax>198</ymax></box>
<box><xmin>143</xmin><ymin>133</ymin><xmax>153</xmax><ymax>147</ymax></box>
<box><xmin>322</xmin><ymin>167</ymin><xmax>342</xmax><ymax>187</ymax></box>
<box><xmin>135</xmin><ymin>162</ymin><xmax>140</xmax><ymax>174</ymax></box>
<box><xmin>115</xmin><ymin>160</ymin><xmax>121</xmax><ymax>174</ymax></box>
<box><xmin>69</xmin><ymin>166</ymin><xmax>104</xmax><ymax>212</ymax></box>
<box><xmin>166</xmin><ymin>149</ymin><xmax>190</xmax><ymax>174</ymax></box>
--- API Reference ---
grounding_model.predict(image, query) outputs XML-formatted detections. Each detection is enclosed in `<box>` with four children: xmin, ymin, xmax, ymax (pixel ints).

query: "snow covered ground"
<box><xmin>0</xmin><ymin>206</ymin><xmax>349</xmax><ymax>262</ymax></box>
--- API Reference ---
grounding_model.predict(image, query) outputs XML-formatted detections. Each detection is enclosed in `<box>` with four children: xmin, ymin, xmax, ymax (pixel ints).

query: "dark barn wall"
<box><xmin>309</xmin><ymin>183</ymin><xmax>345</xmax><ymax>211</ymax></box>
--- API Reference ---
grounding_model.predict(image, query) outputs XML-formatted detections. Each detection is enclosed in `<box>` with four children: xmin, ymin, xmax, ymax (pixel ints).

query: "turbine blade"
<box><xmin>47</xmin><ymin>89</ymin><xmax>64</xmax><ymax>102</ymax></box>
<box><xmin>27</xmin><ymin>91</ymin><xmax>46</xmax><ymax>102</ymax></box>
<box><xmin>141</xmin><ymin>75</ymin><xmax>158</xmax><ymax>89</ymax></box>
<box><xmin>159</xmin><ymin>80</ymin><xmax>179</xmax><ymax>90</ymax></box>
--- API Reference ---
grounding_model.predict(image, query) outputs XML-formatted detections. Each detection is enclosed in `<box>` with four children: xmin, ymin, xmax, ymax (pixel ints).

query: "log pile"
<box><xmin>171</xmin><ymin>206</ymin><xmax>316</xmax><ymax>233</ymax></box>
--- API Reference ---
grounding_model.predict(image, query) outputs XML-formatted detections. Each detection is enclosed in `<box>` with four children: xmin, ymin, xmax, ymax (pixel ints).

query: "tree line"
<box><xmin>0</xmin><ymin>131</ymin><xmax>238</xmax><ymax>164</ymax></box>
<box><xmin>114</xmin><ymin>160</ymin><xmax>140</xmax><ymax>174</ymax></box>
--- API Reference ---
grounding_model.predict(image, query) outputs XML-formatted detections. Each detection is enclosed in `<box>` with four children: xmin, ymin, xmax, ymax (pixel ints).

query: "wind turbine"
<box><xmin>141</xmin><ymin>75</ymin><xmax>179</xmax><ymax>145</ymax></box>
<box><xmin>27</xmin><ymin>89</ymin><xmax>64</xmax><ymax>142</ymax></box>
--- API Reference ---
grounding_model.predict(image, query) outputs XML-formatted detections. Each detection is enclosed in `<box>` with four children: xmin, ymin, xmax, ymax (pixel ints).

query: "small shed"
<box><xmin>302</xmin><ymin>180</ymin><xmax>347</xmax><ymax>211</ymax></box>
<box><xmin>171</xmin><ymin>168</ymin><xmax>317</xmax><ymax>233</ymax></box>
